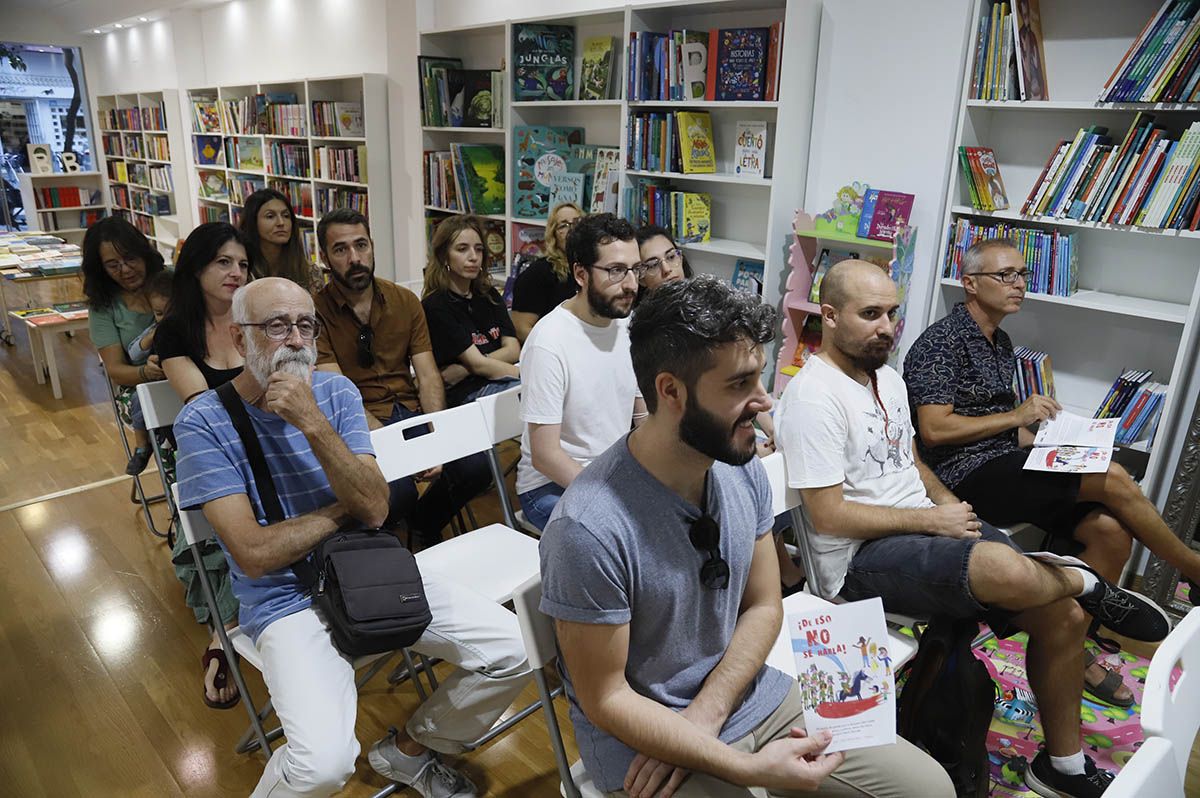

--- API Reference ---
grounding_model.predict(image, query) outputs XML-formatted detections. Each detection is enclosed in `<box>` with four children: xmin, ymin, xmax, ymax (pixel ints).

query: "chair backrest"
<box><xmin>371</xmin><ymin>402</ymin><xmax>492</xmax><ymax>482</ymax></box>
<box><xmin>760</xmin><ymin>450</ymin><xmax>828</xmax><ymax>596</ymax></box>
<box><xmin>474</xmin><ymin>384</ymin><xmax>523</xmax><ymax>445</ymax></box>
<box><xmin>512</xmin><ymin>573</ymin><xmax>559</xmax><ymax>670</ymax></box>
<box><xmin>761</xmin><ymin>450</ymin><xmax>802</xmax><ymax>517</ymax></box>
<box><xmin>171</xmin><ymin>483</ymin><xmax>217</xmax><ymax>546</ymax></box>
<box><xmin>1102</xmin><ymin>736</ymin><xmax>1181</xmax><ymax>797</ymax></box>
<box><xmin>1141</xmin><ymin>606</ymin><xmax>1200</xmax><ymax>781</ymax></box>
<box><xmin>137</xmin><ymin>379</ymin><xmax>185</xmax><ymax>430</ymax></box>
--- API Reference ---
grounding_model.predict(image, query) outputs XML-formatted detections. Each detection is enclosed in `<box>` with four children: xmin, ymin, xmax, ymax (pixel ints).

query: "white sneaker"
<box><xmin>368</xmin><ymin>727</ymin><xmax>477</xmax><ymax>798</ymax></box>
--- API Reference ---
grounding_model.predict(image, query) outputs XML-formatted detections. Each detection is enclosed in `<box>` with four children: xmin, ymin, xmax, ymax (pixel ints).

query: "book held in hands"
<box><xmin>1024</xmin><ymin>412</ymin><xmax>1117</xmax><ymax>474</ymax></box>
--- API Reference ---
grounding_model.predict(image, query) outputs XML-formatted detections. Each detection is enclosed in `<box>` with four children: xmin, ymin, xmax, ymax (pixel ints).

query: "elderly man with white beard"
<box><xmin>174</xmin><ymin>278</ymin><xmax>530</xmax><ymax>798</ymax></box>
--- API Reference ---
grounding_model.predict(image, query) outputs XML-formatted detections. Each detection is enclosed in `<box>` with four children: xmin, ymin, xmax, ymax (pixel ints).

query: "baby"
<box><xmin>125</xmin><ymin>270</ymin><xmax>173</xmax><ymax>475</ymax></box>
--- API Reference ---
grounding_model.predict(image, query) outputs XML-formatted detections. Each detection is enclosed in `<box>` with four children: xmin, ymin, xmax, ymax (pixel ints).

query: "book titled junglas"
<box><xmin>1024</xmin><ymin>412</ymin><xmax>1118</xmax><ymax>474</ymax></box>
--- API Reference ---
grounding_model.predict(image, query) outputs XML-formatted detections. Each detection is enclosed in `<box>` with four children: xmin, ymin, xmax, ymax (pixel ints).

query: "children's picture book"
<box><xmin>855</xmin><ymin>189</ymin><xmax>880</xmax><ymax>238</ymax></box>
<box><xmin>236</xmin><ymin>137</ymin><xmax>264</xmax><ymax>170</ymax></box>
<box><xmin>549</xmin><ymin>171</ymin><xmax>586</xmax><ymax>209</ymax></box>
<box><xmin>512</xmin><ymin>126</ymin><xmax>585</xmax><ymax>218</ymax></box>
<box><xmin>866</xmin><ymin>191</ymin><xmax>915</xmax><ymax>241</ymax></box>
<box><xmin>1024</xmin><ymin>412</ymin><xmax>1118</xmax><ymax>473</ymax></box>
<box><xmin>448</xmin><ymin>69</ymin><xmax>496</xmax><ymax>128</ymax></box>
<box><xmin>677</xmin><ymin>192</ymin><xmax>712</xmax><ymax>243</ymax></box>
<box><xmin>676</xmin><ymin>111</ymin><xmax>715</xmax><ymax>173</ymax></box>
<box><xmin>789</xmin><ymin>597</ymin><xmax>896</xmax><ymax>754</ymax></box>
<box><xmin>681</xmin><ymin>31</ymin><xmax>709</xmax><ymax>99</ymax></box>
<box><xmin>588</xmin><ymin>147</ymin><xmax>621</xmax><ymax>213</ymax></box>
<box><xmin>1011</xmin><ymin>0</ymin><xmax>1049</xmax><ymax>101</ymax></box>
<box><xmin>195</xmin><ymin>135</ymin><xmax>223</xmax><ymax>165</ymax></box>
<box><xmin>732</xmin><ymin>259</ymin><xmax>764</xmax><ymax>295</ymax></box>
<box><xmin>734</xmin><ymin>120</ymin><xmax>767</xmax><ymax>177</ymax></box>
<box><xmin>199</xmin><ymin>170</ymin><xmax>228</xmax><ymax>199</ymax></box>
<box><xmin>513</xmin><ymin>24</ymin><xmax>575</xmax><ymax>101</ymax></box>
<box><xmin>710</xmin><ymin>28</ymin><xmax>769</xmax><ymax>101</ymax></box>
<box><xmin>580</xmin><ymin>36</ymin><xmax>615</xmax><ymax>100</ymax></box>
<box><xmin>451</xmin><ymin>143</ymin><xmax>505</xmax><ymax>216</ymax></box>
<box><xmin>334</xmin><ymin>102</ymin><xmax>364</xmax><ymax>136</ymax></box>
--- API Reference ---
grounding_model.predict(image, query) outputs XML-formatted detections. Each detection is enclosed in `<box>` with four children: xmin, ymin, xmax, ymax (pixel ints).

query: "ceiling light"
<box><xmin>92</xmin><ymin>29</ymin><xmax>101</xmax><ymax>33</ymax></box>
<box><xmin>139</xmin><ymin>17</ymin><xmax>148</xmax><ymax>22</ymax></box>
<box><xmin>114</xmin><ymin>23</ymin><xmax>123</xmax><ymax>28</ymax></box>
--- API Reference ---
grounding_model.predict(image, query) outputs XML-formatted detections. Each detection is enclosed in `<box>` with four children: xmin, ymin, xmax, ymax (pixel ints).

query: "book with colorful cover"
<box><xmin>855</xmin><ymin>190</ymin><xmax>880</xmax><ymax>238</ymax></box>
<box><xmin>195</xmin><ymin>135</ymin><xmax>223</xmax><ymax>166</ymax></box>
<box><xmin>676</xmin><ymin>111</ymin><xmax>716</xmax><ymax>173</ymax></box>
<box><xmin>676</xmin><ymin>191</ymin><xmax>711</xmax><ymax>243</ymax></box>
<box><xmin>732</xmin><ymin>259</ymin><xmax>764</xmax><ymax>295</ymax></box>
<box><xmin>447</xmin><ymin>70</ymin><xmax>496</xmax><ymax>128</ymax></box>
<box><xmin>11</xmin><ymin>307</ymin><xmax>57</xmax><ymax>318</ymax></box>
<box><xmin>580</xmin><ymin>36</ymin><xmax>615</xmax><ymax>100</ymax></box>
<box><xmin>1011</xmin><ymin>0</ymin><xmax>1049</xmax><ymax>100</ymax></box>
<box><xmin>451</xmin><ymin>143</ymin><xmax>506</xmax><ymax>216</ymax></box>
<box><xmin>734</xmin><ymin>120</ymin><xmax>767</xmax><ymax>177</ymax></box>
<box><xmin>236</xmin><ymin>137</ymin><xmax>264</xmax><ymax>170</ymax></box>
<box><xmin>549</xmin><ymin>171</ymin><xmax>586</xmax><ymax>209</ymax></box>
<box><xmin>971</xmin><ymin>146</ymin><xmax>1010</xmax><ymax>210</ymax></box>
<box><xmin>334</xmin><ymin>102</ymin><xmax>364</xmax><ymax>136</ymax></box>
<box><xmin>866</xmin><ymin>191</ymin><xmax>914</xmax><ymax>241</ymax></box>
<box><xmin>511</xmin><ymin>126</ymin><xmax>585</xmax><ymax>219</ymax></box>
<box><xmin>1025</xmin><ymin>413</ymin><xmax>1118</xmax><ymax>474</ymax></box>
<box><xmin>513</xmin><ymin>24</ymin><xmax>575</xmax><ymax>101</ymax></box>
<box><xmin>588</xmin><ymin>147</ymin><xmax>622</xmax><ymax>214</ymax></box>
<box><xmin>681</xmin><ymin>31</ymin><xmax>710</xmax><ymax>99</ymax></box>
<box><xmin>25</xmin><ymin>312</ymin><xmax>69</xmax><ymax>326</ymax></box>
<box><xmin>192</xmin><ymin>100</ymin><xmax>221</xmax><ymax>133</ymax></box>
<box><xmin>711</xmin><ymin>27</ymin><xmax>769</xmax><ymax>101</ymax></box>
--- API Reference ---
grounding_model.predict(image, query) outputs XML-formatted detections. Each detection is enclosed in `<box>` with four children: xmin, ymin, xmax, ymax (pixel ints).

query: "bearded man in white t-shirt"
<box><xmin>516</xmin><ymin>213</ymin><xmax>648</xmax><ymax>530</ymax></box>
<box><xmin>775</xmin><ymin>260</ymin><xmax>1169</xmax><ymax>798</ymax></box>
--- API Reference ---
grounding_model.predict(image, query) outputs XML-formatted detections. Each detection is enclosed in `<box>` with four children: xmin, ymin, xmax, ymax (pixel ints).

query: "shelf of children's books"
<box><xmin>265</xmin><ymin>173</ymin><xmax>311</xmax><ymax>182</ymax></box>
<box><xmin>793</xmin><ymin>228</ymin><xmax>894</xmax><ymax>250</ymax></box>
<box><xmin>421</xmin><ymin>127</ymin><xmax>505</xmax><ymax>134</ymax></box>
<box><xmin>424</xmin><ymin>204</ymin><xmax>505</xmax><ymax>222</ymax></box>
<box><xmin>626</xmin><ymin>169</ymin><xmax>772</xmax><ymax>186</ymax></box>
<box><xmin>628</xmin><ymin>100</ymin><xmax>779</xmax><ymax>109</ymax></box>
<box><xmin>310</xmin><ymin>135</ymin><xmax>368</xmax><ymax>142</ymax></box>
<box><xmin>315</xmin><ymin>177</ymin><xmax>368</xmax><ymax>188</ymax></box>
<box><xmin>966</xmin><ymin>99</ymin><xmax>1200</xmax><ymax>112</ymax></box>
<box><xmin>680</xmin><ymin>237</ymin><xmax>765</xmax><ymax>259</ymax></box>
<box><xmin>950</xmin><ymin>206</ymin><xmax>1200</xmax><ymax>240</ymax></box>
<box><xmin>937</xmin><ymin>277</ymin><xmax>1188</xmax><ymax>324</ymax></box>
<box><xmin>511</xmin><ymin>100</ymin><xmax>623</xmax><ymax>107</ymax></box>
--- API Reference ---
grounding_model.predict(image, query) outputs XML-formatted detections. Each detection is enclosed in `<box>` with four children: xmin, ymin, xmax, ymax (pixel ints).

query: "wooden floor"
<box><xmin>0</xmin><ymin>290</ymin><xmax>1197</xmax><ymax>796</ymax></box>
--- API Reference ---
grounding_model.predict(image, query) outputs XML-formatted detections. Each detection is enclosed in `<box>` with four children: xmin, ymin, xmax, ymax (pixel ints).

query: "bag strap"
<box><xmin>214</xmin><ymin>382</ymin><xmax>319</xmax><ymax>588</ymax></box>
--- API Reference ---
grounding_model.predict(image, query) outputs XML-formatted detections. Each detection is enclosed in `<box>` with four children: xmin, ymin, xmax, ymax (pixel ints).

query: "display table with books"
<box><xmin>0</xmin><ymin>232</ymin><xmax>84</xmax><ymax>344</ymax></box>
<box><xmin>8</xmin><ymin>304</ymin><xmax>90</xmax><ymax>399</ymax></box>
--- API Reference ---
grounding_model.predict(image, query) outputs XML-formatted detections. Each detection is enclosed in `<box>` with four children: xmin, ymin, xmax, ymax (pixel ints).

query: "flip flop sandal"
<box><xmin>201</xmin><ymin>647</ymin><xmax>241</xmax><ymax>710</ymax></box>
<box><xmin>1082</xmin><ymin>655</ymin><xmax>1133</xmax><ymax>708</ymax></box>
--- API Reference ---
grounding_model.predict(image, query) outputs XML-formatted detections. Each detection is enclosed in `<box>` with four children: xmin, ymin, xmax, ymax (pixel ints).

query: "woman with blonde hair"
<box><xmin>422</xmin><ymin>214</ymin><xmax>520</xmax><ymax>406</ymax></box>
<box><xmin>510</xmin><ymin>201</ymin><xmax>582</xmax><ymax>341</ymax></box>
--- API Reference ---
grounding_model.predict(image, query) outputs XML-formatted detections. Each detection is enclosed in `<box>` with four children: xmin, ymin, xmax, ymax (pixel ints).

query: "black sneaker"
<box><xmin>125</xmin><ymin>446</ymin><xmax>152</xmax><ymax>475</ymax></box>
<box><xmin>1072</xmin><ymin>564</ymin><xmax>1170</xmax><ymax>643</ymax></box>
<box><xmin>1186</xmin><ymin>576</ymin><xmax>1199</xmax><ymax>607</ymax></box>
<box><xmin>1025</xmin><ymin>751</ymin><xmax>1113</xmax><ymax>798</ymax></box>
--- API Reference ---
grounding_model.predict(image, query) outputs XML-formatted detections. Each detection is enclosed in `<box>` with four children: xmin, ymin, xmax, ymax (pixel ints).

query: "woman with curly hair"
<box><xmin>510</xmin><ymin>201</ymin><xmax>581</xmax><ymax>341</ymax></box>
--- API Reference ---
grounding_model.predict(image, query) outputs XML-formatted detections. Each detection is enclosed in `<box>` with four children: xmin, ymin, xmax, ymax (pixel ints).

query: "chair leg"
<box><xmin>486</xmin><ymin>447</ymin><xmax>520</xmax><ymax>530</ymax></box>
<box><xmin>401</xmin><ymin>650</ymin><xmax>429</xmax><ymax>701</ymax></box>
<box><xmin>536</xmin><ymin>668</ymin><xmax>581</xmax><ymax>798</ymax></box>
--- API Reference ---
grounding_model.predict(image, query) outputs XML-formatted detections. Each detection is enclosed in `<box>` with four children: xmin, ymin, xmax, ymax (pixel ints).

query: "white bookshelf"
<box><xmin>17</xmin><ymin>171</ymin><xmax>107</xmax><ymax>240</ymax></box>
<box><xmin>417</xmin><ymin>0</ymin><xmax>821</xmax><ymax>342</ymax></box>
<box><xmin>927</xmin><ymin>0</ymin><xmax>1200</xmax><ymax>507</ymax></box>
<box><xmin>185</xmin><ymin>74</ymin><xmax>391</xmax><ymax>268</ymax></box>
<box><xmin>94</xmin><ymin>90</ymin><xmax>189</xmax><ymax>260</ymax></box>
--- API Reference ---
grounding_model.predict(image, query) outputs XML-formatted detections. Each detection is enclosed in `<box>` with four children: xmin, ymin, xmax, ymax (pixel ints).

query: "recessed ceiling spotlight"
<box><xmin>114</xmin><ymin>23</ymin><xmax>123</xmax><ymax>28</ymax></box>
<box><xmin>92</xmin><ymin>29</ymin><xmax>101</xmax><ymax>34</ymax></box>
<box><xmin>139</xmin><ymin>17</ymin><xmax>148</xmax><ymax>22</ymax></box>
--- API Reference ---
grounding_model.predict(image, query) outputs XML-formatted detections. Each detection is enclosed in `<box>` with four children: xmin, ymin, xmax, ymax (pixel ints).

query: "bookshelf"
<box><xmin>417</xmin><ymin>0</ymin><xmax>821</xmax><ymax>332</ymax></box>
<box><xmin>185</xmin><ymin>74</ymin><xmax>391</xmax><ymax>269</ymax></box>
<box><xmin>94</xmin><ymin>91</ymin><xmax>188</xmax><ymax>260</ymax></box>
<box><xmin>928</xmin><ymin>0</ymin><xmax>1200</xmax><ymax>508</ymax></box>
<box><xmin>17</xmin><ymin>171</ymin><xmax>108</xmax><ymax>241</ymax></box>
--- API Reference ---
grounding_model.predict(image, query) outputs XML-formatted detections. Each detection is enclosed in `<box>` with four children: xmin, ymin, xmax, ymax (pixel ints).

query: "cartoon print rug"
<box><xmin>973</xmin><ymin>629</ymin><xmax>1178</xmax><ymax>796</ymax></box>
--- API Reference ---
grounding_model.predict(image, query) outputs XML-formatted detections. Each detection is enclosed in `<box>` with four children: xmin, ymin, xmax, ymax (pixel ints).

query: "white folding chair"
<box><xmin>1141</xmin><ymin>606</ymin><xmax>1200</xmax><ymax>783</ymax></box>
<box><xmin>136</xmin><ymin>379</ymin><xmax>184</xmax><ymax>527</ymax></box>
<box><xmin>1103</xmin><ymin>736</ymin><xmax>1183</xmax><ymax>797</ymax></box>
<box><xmin>474</xmin><ymin>384</ymin><xmax>544</xmax><ymax>537</ymax></box>
<box><xmin>103</xmin><ymin>362</ymin><xmax>167</xmax><ymax>536</ymax></box>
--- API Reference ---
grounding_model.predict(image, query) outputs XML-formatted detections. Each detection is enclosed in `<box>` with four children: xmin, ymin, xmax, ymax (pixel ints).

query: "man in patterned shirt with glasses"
<box><xmin>312</xmin><ymin>208</ymin><xmax>491</xmax><ymax>549</ymax></box>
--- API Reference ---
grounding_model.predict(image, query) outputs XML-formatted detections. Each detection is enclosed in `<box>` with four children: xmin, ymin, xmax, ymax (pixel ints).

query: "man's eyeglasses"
<box><xmin>689</xmin><ymin>475</ymin><xmax>730</xmax><ymax>590</ymax></box>
<box><xmin>638</xmin><ymin>248</ymin><xmax>683</xmax><ymax>273</ymax></box>
<box><xmin>356</xmin><ymin>323</ymin><xmax>375</xmax><ymax>368</ymax></box>
<box><xmin>590</xmin><ymin>263</ymin><xmax>648</xmax><ymax>283</ymax></box>
<box><xmin>974</xmin><ymin>269</ymin><xmax>1030</xmax><ymax>285</ymax></box>
<box><xmin>239</xmin><ymin>316</ymin><xmax>322</xmax><ymax>341</ymax></box>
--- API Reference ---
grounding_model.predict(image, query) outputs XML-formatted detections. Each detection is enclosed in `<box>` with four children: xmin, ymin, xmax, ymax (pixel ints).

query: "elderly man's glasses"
<box><xmin>239</xmin><ymin>316</ymin><xmax>322</xmax><ymax>341</ymax></box>
<box><xmin>974</xmin><ymin>269</ymin><xmax>1030</xmax><ymax>285</ymax></box>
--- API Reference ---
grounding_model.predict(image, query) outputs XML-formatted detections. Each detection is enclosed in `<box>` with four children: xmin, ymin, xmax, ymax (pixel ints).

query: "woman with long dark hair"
<box><xmin>421</xmin><ymin>214</ymin><xmax>519</xmax><ymax>406</ymax></box>
<box><xmin>82</xmin><ymin>217</ymin><xmax>168</xmax><ymax>473</ymax></box>
<box><xmin>239</xmin><ymin>187</ymin><xmax>321</xmax><ymax>292</ymax></box>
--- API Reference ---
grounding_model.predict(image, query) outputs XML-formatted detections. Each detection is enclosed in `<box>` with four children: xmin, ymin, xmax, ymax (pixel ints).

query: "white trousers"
<box><xmin>250</xmin><ymin>574</ymin><xmax>531</xmax><ymax>797</ymax></box>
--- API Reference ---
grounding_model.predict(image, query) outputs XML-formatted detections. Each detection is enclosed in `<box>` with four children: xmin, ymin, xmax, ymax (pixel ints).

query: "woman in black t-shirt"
<box><xmin>422</xmin><ymin>215</ymin><xmax>520</xmax><ymax>407</ymax></box>
<box><xmin>510</xmin><ymin>201</ymin><xmax>582</xmax><ymax>341</ymax></box>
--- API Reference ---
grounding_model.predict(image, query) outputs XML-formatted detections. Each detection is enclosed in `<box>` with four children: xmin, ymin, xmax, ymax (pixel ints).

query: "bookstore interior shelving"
<box><xmin>16</xmin><ymin>170</ymin><xmax>107</xmax><ymax>244</ymax></box>
<box><xmin>184</xmin><ymin>74</ymin><xmax>392</xmax><ymax>268</ymax></box>
<box><xmin>929</xmin><ymin>0</ymin><xmax>1200</xmax><ymax>507</ymax></box>
<box><xmin>418</xmin><ymin>0</ymin><xmax>821</xmax><ymax>350</ymax></box>
<box><xmin>94</xmin><ymin>90</ymin><xmax>190</xmax><ymax>260</ymax></box>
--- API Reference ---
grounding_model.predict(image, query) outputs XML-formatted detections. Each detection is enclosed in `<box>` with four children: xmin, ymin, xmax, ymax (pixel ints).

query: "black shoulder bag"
<box><xmin>215</xmin><ymin>381</ymin><xmax>431</xmax><ymax>657</ymax></box>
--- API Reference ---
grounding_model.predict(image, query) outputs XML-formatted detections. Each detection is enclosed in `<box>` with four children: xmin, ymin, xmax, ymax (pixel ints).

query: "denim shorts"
<box><xmin>839</xmin><ymin>522</ymin><xmax>1021</xmax><ymax>635</ymax></box>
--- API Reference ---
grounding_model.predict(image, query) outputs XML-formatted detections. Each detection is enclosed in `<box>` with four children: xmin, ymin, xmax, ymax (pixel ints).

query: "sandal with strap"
<box><xmin>201</xmin><ymin>647</ymin><xmax>241</xmax><ymax>710</ymax></box>
<box><xmin>1082</xmin><ymin>652</ymin><xmax>1133</xmax><ymax>708</ymax></box>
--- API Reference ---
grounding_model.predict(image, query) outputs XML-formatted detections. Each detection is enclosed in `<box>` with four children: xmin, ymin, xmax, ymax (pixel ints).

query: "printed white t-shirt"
<box><xmin>516</xmin><ymin>303</ymin><xmax>639</xmax><ymax>494</ymax></box>
<box><xmin>776</xmin><ymin>354</ymin><xmax>933</xmax><ymax>598</ymax></box>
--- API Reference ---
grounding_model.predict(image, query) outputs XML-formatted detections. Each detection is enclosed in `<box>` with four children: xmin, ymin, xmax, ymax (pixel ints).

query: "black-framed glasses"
<box><xmin>689</xmin><ymin>474</ymin><xmax>730</xmax><ymax>590</ymax></box>
<box><xmin>356</xmin><ymin>323</ymin><xmax>375</xmax><ymax>368</ymax></box>
<box><xmin>239</xmin><ymin>316</ymin><xmax>322</xmax><ymax>341</ymax></box>
<box><xmin>974</xmin><ymin>269</ymin><xmax>1030</xmax><ymax>285</ymax></box>
<box><xmin>590</xmin><ymin>263</ymin><xmax>648</xmax><ymax>283</ymax></box>
<box><xmin>638</xmin><ymin>248</ymin><xmax>682</xmax><ymax>273</ymax></box>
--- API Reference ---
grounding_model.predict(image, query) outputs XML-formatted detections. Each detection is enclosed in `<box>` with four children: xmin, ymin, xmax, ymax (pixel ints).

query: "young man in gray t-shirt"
<box><xmin>539</xmin><ymin>276</ymin><xmax>953</xmax><ymax>797</ymax></box>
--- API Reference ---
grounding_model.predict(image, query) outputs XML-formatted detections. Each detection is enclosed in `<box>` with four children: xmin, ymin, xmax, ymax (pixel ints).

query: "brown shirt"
<box><xmin>314</xmin><ymin>277</ymin><xmax>432</xmax><ymax>421</ymax></box>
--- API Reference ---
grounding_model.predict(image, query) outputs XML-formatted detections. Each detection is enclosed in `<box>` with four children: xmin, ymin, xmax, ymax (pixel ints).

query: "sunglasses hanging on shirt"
<box><xmin>689</xmin><ymin>471</ymin><xmax>730</xmax><ymax>590</ymax></box>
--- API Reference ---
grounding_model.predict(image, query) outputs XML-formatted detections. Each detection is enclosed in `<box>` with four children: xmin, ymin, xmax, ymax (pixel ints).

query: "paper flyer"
<box><xmin>788</xmin><ymin>597</ymin><xmax>896</xmax><ymax>753</ymax></box>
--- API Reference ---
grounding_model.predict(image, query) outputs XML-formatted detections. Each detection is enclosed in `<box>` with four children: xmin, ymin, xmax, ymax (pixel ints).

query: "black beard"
<box><xmin>332</xmin><ymin>263</ymin><xmax>374</xmax><ymax>292</ymax></box>
<box><xmin>678</xmin><ymin>392</ymin><xmax>757</xmax><ymax>466</ymax></box>
<box><xmin>586</xmin><ymin>281</ymin><xmax>634</xmax><ymax>319</ymax></box>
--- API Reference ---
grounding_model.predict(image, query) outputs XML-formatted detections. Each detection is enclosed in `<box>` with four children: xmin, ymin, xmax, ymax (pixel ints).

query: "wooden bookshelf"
<box><xmin>185</xmin><ymin>75</ymin><xmax>391</xmax><ymax>269</ymax></box>
<box><xmin>928</xmin><ymin>0</ymin><xmax>1200</xmax><ymax>510</ymax></box>
<box><xmin>94</xmin><ymin>91</ymin><xmax>188</xmax><ymax>260</ymax></box>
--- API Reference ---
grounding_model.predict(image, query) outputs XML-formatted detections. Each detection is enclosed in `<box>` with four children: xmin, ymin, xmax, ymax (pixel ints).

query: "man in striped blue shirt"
<box><xmin>176</xmin><ymin>278</ymin><xmax>529</xmax><ymax>798</ymax></box>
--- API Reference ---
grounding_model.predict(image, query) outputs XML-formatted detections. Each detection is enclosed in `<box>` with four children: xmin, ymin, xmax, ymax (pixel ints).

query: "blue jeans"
<box><xmin>461</xmin><ymin>377</ymin><xmax>520</xmax><ymax>404</ymax></box>
<box><xmin>518</xmin><ymin>481</ymin><xmax>565</xmax><ymax>531</ymax></box>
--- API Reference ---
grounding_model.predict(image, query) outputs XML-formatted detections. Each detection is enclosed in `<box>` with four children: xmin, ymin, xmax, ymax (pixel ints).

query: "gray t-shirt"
<box><xmin>539</xmin><ymin>435</ymin><xmax>792</xmax><ymax>793</ymax></box>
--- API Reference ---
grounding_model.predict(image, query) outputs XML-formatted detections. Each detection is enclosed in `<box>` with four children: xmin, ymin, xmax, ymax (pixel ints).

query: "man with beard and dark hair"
<box><xmin>538</xmin><ymin>275</ymin><xmax>953</xmax><ymax>798</ymax></box>
<box><xmin>775</xmin><ymin>260</ymin><xmax>1169</xmax><ymax>798</ymax></box>
<box><xmin>515</xmin><ymin>212</ymin><xmax>648</xmax><ymax>530</ymax></box>
<box><xmin>312</xmin><ymin>208</ymin><xmax>493</xmax><ymax>549</ymax></box>
<box><xmin>176</xmin><ymin>278</ymin><xmax>530</xmax><ymax>798</ymax></box>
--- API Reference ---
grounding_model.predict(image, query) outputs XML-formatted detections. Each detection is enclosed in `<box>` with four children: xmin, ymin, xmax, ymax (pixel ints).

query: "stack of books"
<box><xmin>1095</xmin><ymin>369</ymin><xmax>1166</xmax><ymax>446</ymax></box>
<box><xmin>1013</xmin><ymin>346</ymin><xmax>1055</xmax><ymax>402</ymax></box>
<box><xmin>957</xmin><ymin>146</ymin><xmax>1010</xmax><ymax>211</ymax></box>
<box><xmin>628</xmin><ymin>24</ymin><xmax>784</xmax><ymax>102</ymax></box>
<box><xmin>626</xmin><ymin>110</ymin><xmax>714</xmax><ymax>174</ymax></box>
<box><xmin>267</xmin><ymin>179</ymin><xmax>313</xmax><ymax>218</ymax></box>
<box><xmin>942</xmin><ymin>218</ymin><xmax>1078</xmax><ymax>297</ymax></box>
<box><xmin>625</xmin><ymin>182</ymin><xmax>711</xmax><ymax>244</ymax></box>
<box><xmin>422</xmin><ymin>144</ymin><xmax>505</xmax><ymax>216</ymax></box>
<box><xmin>0</xmin><ymin>234</ymin><xmax>83</xmax><ymax>280</ymax></box>
<box><xmin>1021</xmin><ymin>116</ymin><xmax>1200</xmax><ymax>230</ymax></box>
<box><xmin>316</xmin><ymin>186</ymin><xmax>368</xmax><ymax>218</ymax></box>
<box><xmin>102</xmin><ymin>107</ymin><xmax>144</xmax><ymax>131</ymax></box>
<box><xmin>1099</xmin><ymin>0</ymin><xmax>1200</xmax><ymax>103</ymax></box>
<box><xmin>418</xmin><ymin>58</ymin><xmax>504</xmax><ymax>127</ymax></box>
<box><xmin>311</xmin><ymin>101</ymin><xmax>364</xmax><ymax>137</ymax></box>
<box><xmin>313</xmin><ymin>145</ymin><xmax>368</xmax><ymax>184</ymax></box>
<box><xmin>268</xmin><ymin>141</ymin><xmax>310</xmax><ymax>178</ymax></box>
<box><xmin>969</xmin><ymin>0</ymin><xmax>1049</xmax><ymax>101</ymax></box>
